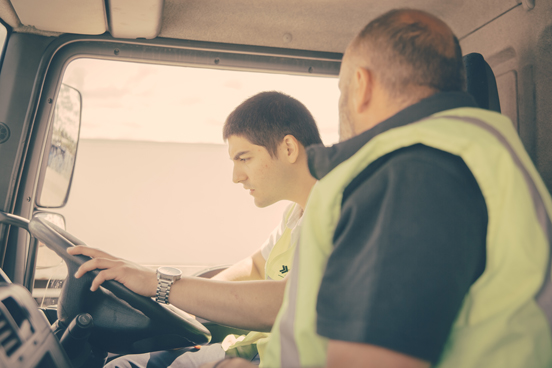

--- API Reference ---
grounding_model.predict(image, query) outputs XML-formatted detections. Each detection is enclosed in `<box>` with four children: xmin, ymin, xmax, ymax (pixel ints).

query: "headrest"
<box><xmin>463</xmin><ymin>53</ymin><xmax>501</xmax><ymax>113</ymax></box>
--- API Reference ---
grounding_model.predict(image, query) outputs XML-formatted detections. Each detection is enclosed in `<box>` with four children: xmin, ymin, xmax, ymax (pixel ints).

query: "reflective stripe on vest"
<box><xmin>262</xmin><ymin>107</ymin><xmax>552</xmax><ymax>368</ymax></box>
<box><xmin>442</xmin><ymin>115</ymin><xmax>552</xmax><ymax>326</ymax></box>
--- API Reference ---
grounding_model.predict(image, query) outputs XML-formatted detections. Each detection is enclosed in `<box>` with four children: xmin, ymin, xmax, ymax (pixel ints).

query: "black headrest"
<box><xmin>463</xmin><ymin>53</ymin><xmax>501</xmax><ymax>113</ymax></box>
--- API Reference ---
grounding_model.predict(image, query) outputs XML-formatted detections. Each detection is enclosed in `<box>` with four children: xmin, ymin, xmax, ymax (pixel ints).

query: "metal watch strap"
<box><xmin>156</xmin><ymin>277</ymin><xmax>174</xmax><ymax>304</ymax></box>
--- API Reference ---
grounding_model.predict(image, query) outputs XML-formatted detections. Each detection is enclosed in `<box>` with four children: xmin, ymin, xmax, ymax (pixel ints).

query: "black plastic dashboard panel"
<box><xmin>0</xmin><ymin>281</ymin><xmax>71</xmax><ymax>368</ymax></box>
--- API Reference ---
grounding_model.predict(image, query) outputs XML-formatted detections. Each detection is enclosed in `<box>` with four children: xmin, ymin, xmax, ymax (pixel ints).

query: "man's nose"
<box><xmin>233</xmin><ymin>165</ymin><xmax>246</xmax><ymax>183</ymax></box>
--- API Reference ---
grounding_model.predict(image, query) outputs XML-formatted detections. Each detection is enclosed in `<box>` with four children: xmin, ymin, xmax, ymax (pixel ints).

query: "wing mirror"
<box><xmin>37</xmin><ymin>84</ymin><xmax>82</xmax><ymax>208</ymax></box>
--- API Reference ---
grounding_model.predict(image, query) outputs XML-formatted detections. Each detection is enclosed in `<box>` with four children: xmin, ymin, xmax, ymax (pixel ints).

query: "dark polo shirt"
<box><xmin>310</xmin><ymin>92</ymin><xmax>488</xmax><ymax>363</ymax></box>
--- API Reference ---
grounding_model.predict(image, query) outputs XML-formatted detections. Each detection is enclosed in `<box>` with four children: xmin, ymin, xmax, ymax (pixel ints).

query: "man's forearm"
<box><xmin>67</xmin><ymin>246</ymin><xmax>281</xmax><ymax>331</ymax></box>
<box><xmin>168</xmin><ymin>276</ymin><xmax>286</xmax><ymax>331</ymax></box>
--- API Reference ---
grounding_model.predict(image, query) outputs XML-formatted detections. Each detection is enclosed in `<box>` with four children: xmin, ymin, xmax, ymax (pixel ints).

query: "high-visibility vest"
<box><xmin>262</xmin><ymin>107</ymin><xmax>552</xmax><ymax>368</ymax></box>
<box><xmin>226</xmin><ymin>204</ymin><xmax>298</xmax><ymax>359</ymax></box>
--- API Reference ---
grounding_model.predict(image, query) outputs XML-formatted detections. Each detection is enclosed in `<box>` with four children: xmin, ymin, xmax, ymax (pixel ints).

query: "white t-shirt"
<box><xmin>260</xmin><ymin>203</ymin><xmax>304</xmax><ymax>260</ymax></box>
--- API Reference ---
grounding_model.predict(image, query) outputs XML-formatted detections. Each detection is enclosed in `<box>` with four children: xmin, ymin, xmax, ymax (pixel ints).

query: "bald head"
<box><xmin>346</xmin><ymin>9</ymin><xmax>465</xmax><ymax>103</ymax></box>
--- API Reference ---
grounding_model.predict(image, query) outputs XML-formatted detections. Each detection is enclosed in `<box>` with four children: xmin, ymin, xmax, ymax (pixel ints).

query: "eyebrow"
<box><xmin>232</xmin><ymin>150</ymin><xmax>250</xmax><ymax>160</ymax></box>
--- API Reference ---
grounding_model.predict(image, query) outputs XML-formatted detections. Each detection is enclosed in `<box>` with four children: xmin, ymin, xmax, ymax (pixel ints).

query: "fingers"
<box><xmin>73</xmin><ymin>257</ymin><xmax>119</xmax><ymax>279</ymax></box>
<box><xmin>67</xmin><ymin>245</ymin><xmax>118</xmax><ymax>260</ymax></box>
<box><xmin>67</xmin><ymin>246</ymin><xmax>153</xmax><ymax>295</ymax></box>
<box><xmin>73</xmin><ymin>258</ymin><xmax>129</xmax><ymax>291</ymax></box>
<box><xmin>69</xmin><ymin>246</ymin><xmax>122</xmax><ymax>289</ymax></box>
<box><xmin>90</xmin><ymin>268</ymin><xmax>120</xmax><ymax>292</ymax></box>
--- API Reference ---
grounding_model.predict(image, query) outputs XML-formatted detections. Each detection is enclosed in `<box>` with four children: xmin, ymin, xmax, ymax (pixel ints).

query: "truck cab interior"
<box><xmin>0</xmin><ymin>1</ymin><xmax>551</xmax><ymax>367</ymax></box>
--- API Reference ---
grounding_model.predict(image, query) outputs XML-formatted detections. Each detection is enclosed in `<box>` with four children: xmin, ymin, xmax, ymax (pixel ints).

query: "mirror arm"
<box><xmin>0</xmin><ymin>211</ymin><xmax>30</xmax><ymax>232</ymax></box>
<box><xmin>23</xmin><ymin>237</ymin><xmax>39</xmax><ymax>291</ymax></box>
<box><xmin>1</xmin><ymin>211</ymin><xmax>66</xmax><ymax>291</ymax></box>
<box><xmin>0</xmin><ymin>211</ymin><xmax>33</xmax><ymax>288</ymax></box>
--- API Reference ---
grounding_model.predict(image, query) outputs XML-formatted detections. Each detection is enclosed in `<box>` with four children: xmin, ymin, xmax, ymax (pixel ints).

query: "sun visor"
<box><xmin>108</xmin><ymin>0</ymin><xmax>164</xmax><ymax>39</ymax></box>
<box><xmin>10</xmin><ymin>0</ymin><xmax>106</xmax><ymax>34</ymax></box>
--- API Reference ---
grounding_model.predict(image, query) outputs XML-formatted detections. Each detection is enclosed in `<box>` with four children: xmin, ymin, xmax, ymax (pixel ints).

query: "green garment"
<box><xmin>262</xmin><ymin>108</ymin><xmax>552</xmax><ymax>368</ymax></box>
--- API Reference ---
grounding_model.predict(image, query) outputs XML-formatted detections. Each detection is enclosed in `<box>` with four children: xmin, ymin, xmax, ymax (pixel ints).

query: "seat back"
<box><xmin>463</xmin><ymin>53</ymin><xmax>501</xmax><ymax>113</ymax></box>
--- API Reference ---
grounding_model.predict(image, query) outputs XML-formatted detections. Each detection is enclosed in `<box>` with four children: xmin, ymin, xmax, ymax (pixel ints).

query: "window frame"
<box><xmin>20</xmin><ymin>33</ymin><xmax>342</xmax><ymax>291</ymax></box>
<box><xmin>0</xmin><ymin>19</ymin><xmax>10</xmax><ymax>72</ymax></box>
<box><xmin>33</xmin><ymin>34</ymin><xmax>343</xmax><ymax>212</ymax></box>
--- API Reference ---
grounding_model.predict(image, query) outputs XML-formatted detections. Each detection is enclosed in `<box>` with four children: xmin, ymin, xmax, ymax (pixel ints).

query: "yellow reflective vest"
<box><xmin>262</xmin><ymin>107</ymin><xmax>552</xmax><ymax>367</ymax></box>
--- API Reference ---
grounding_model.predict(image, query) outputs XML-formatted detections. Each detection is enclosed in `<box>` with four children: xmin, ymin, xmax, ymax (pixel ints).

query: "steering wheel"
<box><xmin>28</xmin><ymin>216</ymin><xmax>211</xmax><ymax>354</ymax></box>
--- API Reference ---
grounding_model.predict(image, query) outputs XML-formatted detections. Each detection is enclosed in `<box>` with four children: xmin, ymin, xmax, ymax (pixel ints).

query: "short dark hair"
<box><xmin>353</xmin><ymin>9</ymin><xmax>465</xmax><ymax>99</ymax></box>
<box><xmin>223</xmin><ymin>91</ymin><xmax>322</xmax><ymax>157</ymax></box>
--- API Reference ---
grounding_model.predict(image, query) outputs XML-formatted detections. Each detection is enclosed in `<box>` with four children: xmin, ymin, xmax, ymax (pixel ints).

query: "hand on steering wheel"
<box><xmin>28</xmin><ymin>216</ymin><xmax>211</xmax><ymax>354</ymax></box>
<box><xmin>68</xmin><ymin>246</ymin><xmax>157</xmax><ymax>296</ymax></box>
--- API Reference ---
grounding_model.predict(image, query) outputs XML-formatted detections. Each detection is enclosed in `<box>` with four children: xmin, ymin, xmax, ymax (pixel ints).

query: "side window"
<box><xmin>0</xmin><ymin>22</ymin><xmax>7</xmax><ymax>62</ymax></box>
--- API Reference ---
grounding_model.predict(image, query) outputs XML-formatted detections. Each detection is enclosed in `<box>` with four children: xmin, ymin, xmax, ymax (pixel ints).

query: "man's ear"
<box><xmin>280</xmin><ymin>135</ymin><xmax>300</xmax><ymax>164</ymax></box>
<box><xmin>352</xmin><ymin>67</ymin><xmax>372</xmax><ymax>114</ymax></box>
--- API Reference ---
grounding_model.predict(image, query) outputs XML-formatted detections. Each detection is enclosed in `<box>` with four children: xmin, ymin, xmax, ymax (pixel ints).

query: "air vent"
<box><xmin>0</xmin><ymin>310</ymin><xmax>21</xmax><ymax>356</ymax></box>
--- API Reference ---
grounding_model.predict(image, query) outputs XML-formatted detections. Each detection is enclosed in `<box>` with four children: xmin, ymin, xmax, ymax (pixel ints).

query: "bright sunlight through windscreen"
<box><xmin>57</xmin><ymin>58</ymin><xmax>339</xmax><ymax>272</ymax></box>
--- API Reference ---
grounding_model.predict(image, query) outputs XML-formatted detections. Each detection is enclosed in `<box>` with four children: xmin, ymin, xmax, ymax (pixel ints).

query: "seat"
<box><xmin>463</xmin><ymin>52</ymin><xmax>501</xmax><ymax>113</ymax></box>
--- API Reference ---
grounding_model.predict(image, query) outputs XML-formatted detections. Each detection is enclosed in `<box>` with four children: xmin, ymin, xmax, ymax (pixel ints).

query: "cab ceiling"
<box><xmin>0</xmin><ymin>0</ymin><xmax>525</xmax><ymax>53</ymax></box>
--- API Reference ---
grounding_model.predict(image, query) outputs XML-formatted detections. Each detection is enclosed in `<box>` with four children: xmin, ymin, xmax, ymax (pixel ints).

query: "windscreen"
<box><xmin>33</xmin><ymin>57</ymin><xmax>340</xmax><ymax>306</ymax></box>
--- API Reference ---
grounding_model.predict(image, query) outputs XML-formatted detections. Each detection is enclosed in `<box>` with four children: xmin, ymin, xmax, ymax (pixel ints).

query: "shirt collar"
<box><xmin>287</xmin><ymin>203</ymin><xmax>304</xmax><ymax>230</ymax></box>
<box><xmin>307</xmin><ymin>91</ymin><xmax>478</xmax><ymax>180</ymax></box>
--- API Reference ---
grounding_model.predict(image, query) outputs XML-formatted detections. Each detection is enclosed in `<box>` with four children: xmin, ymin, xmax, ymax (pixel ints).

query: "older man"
<box><xmin>68</xmin><ymin>91</ymin><xmax>322</xmax><ymax>367</ymax></box>
<box><xmin>205</xmin><ymin>8</ymin><xmax>552</xmax><ymax>368</ymax></box>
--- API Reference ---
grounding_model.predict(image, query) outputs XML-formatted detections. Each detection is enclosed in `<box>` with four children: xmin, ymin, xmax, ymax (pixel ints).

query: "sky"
<box><xmin>62</xmin><ymin>58</ymin><xmax>341</xmax><ymax>145</ymax></box>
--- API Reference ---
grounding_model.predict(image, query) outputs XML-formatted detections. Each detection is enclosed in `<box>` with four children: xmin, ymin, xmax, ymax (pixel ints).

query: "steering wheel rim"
<box><xmin>28</xmin><ymin>216</ymin><xmax>211</xmax><ymax>353</ymax></box>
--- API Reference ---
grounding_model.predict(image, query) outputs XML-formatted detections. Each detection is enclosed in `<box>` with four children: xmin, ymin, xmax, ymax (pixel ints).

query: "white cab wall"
<box><xmin>57</xmin><ymin>139</ymin><xmax>289</xmax><ymax>268</ymax></box>
<box><xmin>460</xmin><ymin>1</ymin><xmax>552</xmax><ymax>190</ymax></box>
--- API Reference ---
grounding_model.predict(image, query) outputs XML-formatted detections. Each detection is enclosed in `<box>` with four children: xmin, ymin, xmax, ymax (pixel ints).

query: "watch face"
<box><xmin>158</xmin><ymin>266</ymin><xmax>182</xmax><ymax>277</ymax></box>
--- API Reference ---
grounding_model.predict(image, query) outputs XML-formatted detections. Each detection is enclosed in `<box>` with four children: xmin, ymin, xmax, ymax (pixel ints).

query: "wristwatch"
<box><xmin>155</xmin><ymin>266</ymin><xmax>182</xmax><ymax>304</ymax></box>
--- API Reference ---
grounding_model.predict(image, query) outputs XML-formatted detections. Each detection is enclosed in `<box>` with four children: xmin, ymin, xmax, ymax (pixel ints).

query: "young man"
<box><xmin>68</xmin><ymin>91</ymin><xmax>322</xmax><ymax>367</ymax></box>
